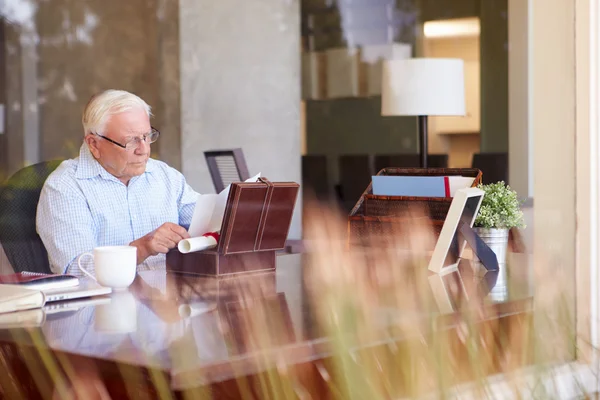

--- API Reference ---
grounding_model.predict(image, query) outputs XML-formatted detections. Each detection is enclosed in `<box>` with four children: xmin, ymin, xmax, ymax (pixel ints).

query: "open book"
<box><xmin>179</xmin><ymin>173</ymin><xmax>261</xmax><ymax>253</ymax></box>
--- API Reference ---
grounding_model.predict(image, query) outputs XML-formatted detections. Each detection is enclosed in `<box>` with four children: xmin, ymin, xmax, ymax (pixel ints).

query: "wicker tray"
<box><xmin>348</xmin><ymin>168</ymin><xmax>482</xmax><ymax>247</ymax></box>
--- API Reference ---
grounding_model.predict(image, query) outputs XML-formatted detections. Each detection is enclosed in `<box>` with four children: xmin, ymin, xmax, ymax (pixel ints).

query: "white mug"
<box><xmin>78</xmin><ymin>246</ymin><xmax>137</xmax><ymax>289</ymax></box>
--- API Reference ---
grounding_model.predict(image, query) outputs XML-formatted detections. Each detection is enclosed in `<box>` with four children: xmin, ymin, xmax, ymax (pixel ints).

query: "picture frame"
<box><xmin>428</xmin><ymin>187</ymin><xmax>485</xmax><ymax>275</ymax></box>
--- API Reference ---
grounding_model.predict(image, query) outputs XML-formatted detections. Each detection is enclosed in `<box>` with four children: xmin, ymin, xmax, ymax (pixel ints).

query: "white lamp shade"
<box><xmin>381</xmin><ymin>58</ymin><xmax>466</xmax><ymax>116</ymax></box>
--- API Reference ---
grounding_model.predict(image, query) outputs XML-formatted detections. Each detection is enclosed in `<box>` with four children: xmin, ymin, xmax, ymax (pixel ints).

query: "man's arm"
<box><xmin>128</xmin><ymin>165</ymin><xmax>195</xmax><ymax>265</ymax></box>
<box><xmin>176</xmin><ymin>171</ymin><xmax>199</xmax><ymax>230</ymax></box>
<box><xmin>129</xmin><ymin>223</ymin><xmax>189</xmax><ymax>265</ymax></box>
<box><xmin>36</xmin><ymin>178</ymin><xmax>97</xmax><ymax>275</ymax></box>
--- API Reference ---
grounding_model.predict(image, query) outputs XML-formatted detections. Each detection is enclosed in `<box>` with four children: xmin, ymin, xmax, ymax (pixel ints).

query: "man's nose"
<box><xmin>133</xmin><ymin>139</ymin><xmax>150</xmax><ymax>155</ymax></box>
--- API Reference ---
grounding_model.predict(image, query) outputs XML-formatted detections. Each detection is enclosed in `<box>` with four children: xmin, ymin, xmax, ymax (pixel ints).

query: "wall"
<box><xmin>531</xmin><ymin>0</ymin><xmax>576</xmax><ymax>359</ymax></box>
<box><xmin>0</xmin><ymin>20</ymin><xmax>5</xmax><ymax>179</ymax></box>
<box><xmin>3</xmin><ymin>0</ymin><xmax>165</xmax><ymax>173</ymax></box>
<box><xmin>420</xmin><ymin>0</ymin><xmax>509</xmax><ymax>154</ymax></box>
<box><xmin>419</xmin><ymin>0</ymin><xmax>479</xmax><ymax>21</ymax></box>
<box><xmin>4</xmin><ymin>18</ymin><xmax>39</xmax><ymax>175</ymax></box>
<box><xmin>574</xmin><ymin>0</ymin><xmax>594</xmax><ymax>355</ymax></box>
<box><xmin>305</xmin><ymin>97</ymin><xmax>417</xmax><ymax>185</ymax></box>
<box><xmin>508</xmin><ymin>0</ymin><xmax>532</xmax><ymax>198</ymax></box>
<box><xmin>38</xmin><ymin>0</ymin><xmax>162</xmax><ymax>160</ymax></box>
<box><xmin>179</xmin><ymin>0</ymin><xmax>302</xmax><ymax>239</ymax></box>
<box><xmin>480</xmin><ymin>0</ymin><xmax>509</xmax><ymax>152</ymax></box>
<box><xmin>3</xmin><ymin>21</ymin><xmax>25</xmax><ymax>175</ymax></box>
<box><xmin>155</xmin><ymin>0</ymin><xmax>183</xmax><ymax>171</ymax></box>
<box><xmin>423</xmin><ymin>34</ymin><xmax>480</xmax><ymax>167</ymax></box>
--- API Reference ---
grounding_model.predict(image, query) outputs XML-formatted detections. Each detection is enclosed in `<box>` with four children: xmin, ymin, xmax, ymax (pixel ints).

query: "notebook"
<box><xmin>42</xmin><ymin>279</ymin><xmax>112</xmax><ymax>303</ymax></box>
<box><xmin>0</xmin><ymin>272</ymin><xmax>79</xmax><ymax>291</ymax></box>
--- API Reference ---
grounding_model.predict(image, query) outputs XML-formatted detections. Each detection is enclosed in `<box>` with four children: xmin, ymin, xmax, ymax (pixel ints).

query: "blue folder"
<box><xmin>372</xmin><ymin>176</ymin><xmax>447</xmax><ymax>197</ymax></box>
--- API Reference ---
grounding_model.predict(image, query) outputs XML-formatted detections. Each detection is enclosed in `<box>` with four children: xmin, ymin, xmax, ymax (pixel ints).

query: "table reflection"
<box><xmin>427</xmin><ymin>254</ymin><xmax>533</xmax><ymax>316</ymax></box>
<box><xmin>36</xmin><ymin>256</ymin><xmax>305</xmax><ymax>371</ymax></box>
<box><xmin>0</xmin><ymin>252</ymin><xmax>536</xmax><ymax>392</ymax></box>
<box><xmin>428</xmin><ymin>268</ymin><xmax>469</xmax><ymax>314</ymax></box>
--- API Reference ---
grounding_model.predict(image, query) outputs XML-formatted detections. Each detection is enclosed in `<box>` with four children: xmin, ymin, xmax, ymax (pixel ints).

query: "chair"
<box><xmin>374</xmin><ymin>154</ymin><xmax>448</xmax><ymax>173</ymax></box>
<box><xmin>339</xmin><ymin>155</ymin><xmax>374</xmax><ymax>212</ymax></box>
<box><xmin>0</xmin><ymin>160</ymin><xmax>63</xmax><ymax>273</ymax></box>
<box><xmin>301</xmin><ymin>155</ymin><xmax>330</xmax><ymax>202</ymax></box>
<box><xmin>204</xmin><ymin>148</ymin><xmax>250</xmax><ymax>193</ymax></box>
<box><xmin>471</xmin><ymin>152</ymin><xmax>508</xmax><ymax>184</ymax></box>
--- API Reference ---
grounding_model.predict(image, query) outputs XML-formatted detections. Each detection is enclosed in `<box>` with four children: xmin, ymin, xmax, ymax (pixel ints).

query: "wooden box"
<box><xmin>167</xmin><ymin>178</ymin><xmax>299</xmax><ymax>277</ymax></box>
<box><xmin>348</xmin><ymin>168</ymin><xmax>482</xmax><ymax>247</ymax></box>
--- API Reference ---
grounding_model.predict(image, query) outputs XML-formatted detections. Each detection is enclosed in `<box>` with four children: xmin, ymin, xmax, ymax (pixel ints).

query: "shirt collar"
<box><xmin>75</xmin><ymin>143</ymin><xmax>156</xmax><ymax>180</ymax></box>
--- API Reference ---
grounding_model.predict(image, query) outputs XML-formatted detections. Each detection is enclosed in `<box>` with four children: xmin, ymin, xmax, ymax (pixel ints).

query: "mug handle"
<box><xmin>77</xmin><ymin>253</ymin><xmax>97</xmax><ymax>281</ymax></box>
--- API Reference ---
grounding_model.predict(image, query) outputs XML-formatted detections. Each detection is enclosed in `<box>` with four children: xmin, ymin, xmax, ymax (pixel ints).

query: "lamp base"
<box><xmin>418</xmin><ymin>115</ymin><xmax>428</xmax><ymax>168</ymax></box>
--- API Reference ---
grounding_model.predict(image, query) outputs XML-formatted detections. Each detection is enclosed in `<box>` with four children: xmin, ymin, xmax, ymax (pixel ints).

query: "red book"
<box><xmin>443</xmin><ymin>176</ymin><xmax>451</xmax><ymax>198</ymax></box>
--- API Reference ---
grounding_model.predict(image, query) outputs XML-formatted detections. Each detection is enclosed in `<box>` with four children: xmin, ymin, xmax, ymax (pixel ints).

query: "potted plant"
<box><xmin>473</xmin><ymin>181</ymin><xmax>526</xmax><ymax>264</ymax></box>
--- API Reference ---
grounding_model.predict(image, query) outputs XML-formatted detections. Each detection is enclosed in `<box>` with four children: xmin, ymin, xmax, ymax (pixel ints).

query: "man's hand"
<box><xmin>130</xmin><ymin>222</ymin><xmax>190</xmax><ymax>264</ymax></box>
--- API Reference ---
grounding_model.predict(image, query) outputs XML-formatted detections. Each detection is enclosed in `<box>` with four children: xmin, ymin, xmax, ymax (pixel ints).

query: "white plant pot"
<box><xmin>473</xmin><ymin>227</ymin><xmax>509</xmax><ymax>265</ymax></box>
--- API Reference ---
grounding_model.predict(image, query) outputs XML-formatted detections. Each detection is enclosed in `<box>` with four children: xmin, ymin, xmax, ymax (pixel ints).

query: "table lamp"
<box><xmin>381</xmin><ymin>58</ymin><xmax>466</xmax><ymax>168</ymax></box>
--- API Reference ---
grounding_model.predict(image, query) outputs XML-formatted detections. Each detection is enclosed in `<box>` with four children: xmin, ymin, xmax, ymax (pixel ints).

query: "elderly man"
<box><xmin>37</xmin><ymin>89</ymin><xmax>197</xmax><ymax>274</ymax></box>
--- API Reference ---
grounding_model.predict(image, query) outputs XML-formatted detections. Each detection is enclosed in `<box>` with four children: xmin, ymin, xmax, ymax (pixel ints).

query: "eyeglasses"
<box><xmin>93</xmin><ymin>127</ymin><xmax>160</xmax><ymax>151</ymax></box>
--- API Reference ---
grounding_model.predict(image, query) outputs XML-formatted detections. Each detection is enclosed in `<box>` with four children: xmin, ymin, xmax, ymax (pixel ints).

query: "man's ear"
<box><xmin>84</xmin><ymin>134</ymin><xmax>101</xmax><ymax>158</ymax></box>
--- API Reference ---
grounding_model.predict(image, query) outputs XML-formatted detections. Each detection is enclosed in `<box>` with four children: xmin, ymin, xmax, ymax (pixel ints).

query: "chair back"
<box><xmin>471</xmin><ymin>152</ymin><xmax>508</xmax><ymax>184</ymax></box>
<box><xmin>301</xmin><ymin>155</ymin><xmax>330</xmax><ymax>201</ymax></box>
<box><xmin>339</xmin><ymin>154</ymin><xmax>374</xmax><ymax>212</ymax></box>
<box><xmin>204</xmin><ymin>148</ymin><xmax>250</xmax><ymax>193</ymax></box>
<box><xmin>0</xmin><ymin>160</ymin><xmax>63</xmax><ymax>273</ymax></box>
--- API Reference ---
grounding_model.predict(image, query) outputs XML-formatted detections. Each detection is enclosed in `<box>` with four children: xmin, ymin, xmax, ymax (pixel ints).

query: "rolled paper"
<box><xmin>178</xmin><ymin>232</ymin><xmax>219</xmax><ymax>254</ymax></box>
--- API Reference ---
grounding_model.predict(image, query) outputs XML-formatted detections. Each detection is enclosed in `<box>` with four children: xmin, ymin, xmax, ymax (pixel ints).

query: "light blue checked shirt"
<box><xmin>36</xmin><ymin>143</ymin><xmax>199</xmax><ymax>274</ymax></box>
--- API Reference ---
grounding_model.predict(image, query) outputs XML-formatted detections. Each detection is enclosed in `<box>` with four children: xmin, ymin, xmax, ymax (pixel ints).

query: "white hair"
<box><xmin>82</xmin><ymin>89</ymin><xmax>152</xmax><ymax>135</ymax></box>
